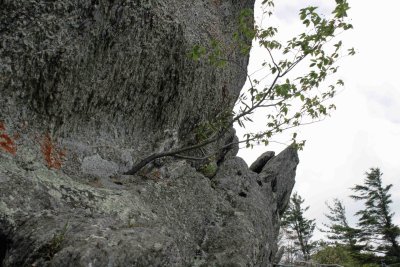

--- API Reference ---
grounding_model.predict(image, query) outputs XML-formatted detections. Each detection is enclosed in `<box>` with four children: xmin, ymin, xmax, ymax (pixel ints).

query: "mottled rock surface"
<box><xmin>0</xmin><ymin>0</ymin><xmax>299</xmax><ymax>266</ymax></box>
<box><xmin>0</xmin><ymin>0</ymin><xmax>253</xmax><ymax>158</ymax></box>
<box><xmin>0</xmin><ymin>147</ymin><xmax>298</xmax><ymax>266</ymax></box>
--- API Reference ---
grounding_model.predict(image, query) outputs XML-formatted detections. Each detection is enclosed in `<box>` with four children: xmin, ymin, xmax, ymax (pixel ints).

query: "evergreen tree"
<box><xmin>278</xmin><ymin>227</ymin><xmax>301</xmax><ymax>264</ymax></box>
<box><xmin>281</xmin><ymin>192</ymin><xmax>316</xmax><ymax>261</ymax></box>
<box><xmin>322</xmin><ymin>198</ymin><xmax>361</xmax><ymax>253</ymax></box>
<box><xmin>351</xmin><ymin>168</ymin><xmax>400</xmax><ymax>263</ymax></box>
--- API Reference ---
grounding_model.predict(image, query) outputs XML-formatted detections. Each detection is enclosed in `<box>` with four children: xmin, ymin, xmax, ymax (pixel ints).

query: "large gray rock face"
<box><xmin>0</xmin><ymin>0</ymin><xmax>252</xmax><ymax>154</ymax></box>
<box><xmin>0</xmin><ymin>0</ymin><xmax>299</xmax><ymax>266</ymax></box>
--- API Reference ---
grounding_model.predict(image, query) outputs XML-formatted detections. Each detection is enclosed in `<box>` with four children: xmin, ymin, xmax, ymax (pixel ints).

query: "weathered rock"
<box><xmin>258</xmin><ymin>146</ymin><xmax>299</xmax><ymax>216</ymax></box>
<box><xmin>0</xmin><ymin>0</ymin><xmax>300</xmax><ymax>266</ymax></box>
<box><xmin>0</xmin><ymin>0</ymin><xmax>253</xmax><ymax>160</ymax></box>
<box><xmin>0</xmin><ymin>147</ymin><xmax>298</xmax><ymax>266</ymax></box>
<box><xmin>81</xmin><ymin>154</ymin><xmax>119</xmax><ymax>178</ymax></box>
<box><xmin>249</xmin><ymin>151</ymin><xmax>275</xmax><ymax>173</ymax></box>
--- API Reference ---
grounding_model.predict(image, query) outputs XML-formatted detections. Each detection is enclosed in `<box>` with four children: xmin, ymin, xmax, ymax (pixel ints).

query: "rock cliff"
<box><xmin>0</xmin><ymin>0</ymin><xmax>299</xmax><ymax>266</ymax></box>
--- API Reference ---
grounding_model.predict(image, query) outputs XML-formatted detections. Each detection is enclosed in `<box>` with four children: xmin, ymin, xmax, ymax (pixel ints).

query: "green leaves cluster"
<box><xmin>194</xmin><ymin>109</ymin><xmax>232</xmax><ymax>143</ymax></box>
<box><xmin>198</xmin><ymin>159</ymin><xmax>218</xmax><ymax>178</ymax></box>
<box><xmin>232</xmin><ymin>0</ymin><xmax>355</xmax><ymax>150</ymax></box>
<box><xmin>234</xmin><ymin>8</ymin><xmax>256</xmax><ymax>55</ymax></box>
<box><xmin>189</xmin><ymin>40</ymin><xmax>226</xmax><ymax>67</ymax></box>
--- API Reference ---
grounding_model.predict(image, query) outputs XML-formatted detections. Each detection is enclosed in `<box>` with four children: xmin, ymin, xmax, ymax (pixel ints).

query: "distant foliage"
<box><xmin>350</xmin><ymin>168</ymin><xmax>400</xmax><ymax>264</ymax></box>
<box><xmin>322</xmin><ymin>198</ymin><xmax>362</xmax><ymax>254</ymax></box>
<box><xmin>312</xmin><ymin>168</ymin><xmax>400</xmax><ymax>266</ymax></box>
<box><xmin>313</xmin><ymin>245</ymin><xmax>359</xmax><ymax>267</ymax></box>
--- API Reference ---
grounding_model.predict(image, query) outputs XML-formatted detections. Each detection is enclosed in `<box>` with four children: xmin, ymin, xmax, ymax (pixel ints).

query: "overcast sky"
<box><xmin>237</xmin><ymin>0</ymin><xmax>400</xmax><ymax>239</ymax></box>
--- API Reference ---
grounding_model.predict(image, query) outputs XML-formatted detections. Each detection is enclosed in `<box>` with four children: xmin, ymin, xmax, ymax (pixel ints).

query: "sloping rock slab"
<box><xmin>0</xmin><ymin>146</ymin><xmax>298</xmax><ymax>266</ymax></box>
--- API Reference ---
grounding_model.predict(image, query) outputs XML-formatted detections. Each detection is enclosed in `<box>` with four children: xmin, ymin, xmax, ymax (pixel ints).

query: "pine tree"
<box><xmin>322</xmin><ymin>198</ymin><xmax>361</xmax><ymax>252</ymax></box>
<box><xmin>281</xmin><ymin>192</ymin><xmax>316</xmax><ymax>261</ymax></box>
<box><xmin>351</xmin><ymin>168</ymin><xmax>400</xmax><ymax>263</ymax></box>
<box><xmin>278</xmin><ymin>227</ymin><xmax>301</xmax><ymax>264</ymax></box>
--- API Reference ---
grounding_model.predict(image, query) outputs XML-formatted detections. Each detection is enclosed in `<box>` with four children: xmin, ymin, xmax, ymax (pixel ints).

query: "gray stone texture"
<box><xmin>0</xmin><ymin>0</ymin><xmax>253</xmax><ymax>158</ymax></box>
<box><xmin>0</xmin><ymin>0</ymin><xmax>299</xmax><ymax>266</ymax></box>
<box><xmin>81</xmin><ymin>154</ymin><xmax>119</xmax><ymax>178</ymax></box>
<box><xmin>0</xmin><ymin>148</ymin><xmax>298</xmax><ymax>266</ymax></box>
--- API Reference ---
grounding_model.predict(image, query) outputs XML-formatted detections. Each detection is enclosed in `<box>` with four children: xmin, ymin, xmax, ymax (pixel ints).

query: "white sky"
<box><xmin>237</xmin><ymin>0</ymin><xmax>400</xmax><ymax>240</ymax></box>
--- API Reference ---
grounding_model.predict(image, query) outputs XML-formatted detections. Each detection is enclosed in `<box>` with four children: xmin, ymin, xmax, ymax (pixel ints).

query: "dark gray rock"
<box><xmin>249</xmin><ymin>151</ymin><xmax>275</xmax><ymax>173</ymax></box>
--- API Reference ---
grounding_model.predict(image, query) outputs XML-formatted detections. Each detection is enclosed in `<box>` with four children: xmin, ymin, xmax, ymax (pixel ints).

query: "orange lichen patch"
<box><xmin>0</xmin><ymin>133</ymin><xmax>17</xmax><ymax>155</ymax></box>
<box><xmin>0</xmin><ymin>122</ymin><xmax>17</xmax><ymax>155</ymax></box>
<box><xmin>41</xmin><ymin>133</ymin><xmax>66</xmax><ymax>169</ymax></box>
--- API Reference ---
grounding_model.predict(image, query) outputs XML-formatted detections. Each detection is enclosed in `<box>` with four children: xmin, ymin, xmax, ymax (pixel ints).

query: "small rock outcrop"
<box><xmin>249</xmin><ymin>151</ymin><xmax>275</xmax><ymax>174</ymax></box>
<box><xmin>259</xmin><ymin>147</ymin><xmax>299</xmax><ymax>216</ymax></box>
<box><xmin>0</xmin><ymin>1</ymin><xmax>299</xmax><ymax>266</ymax></box>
